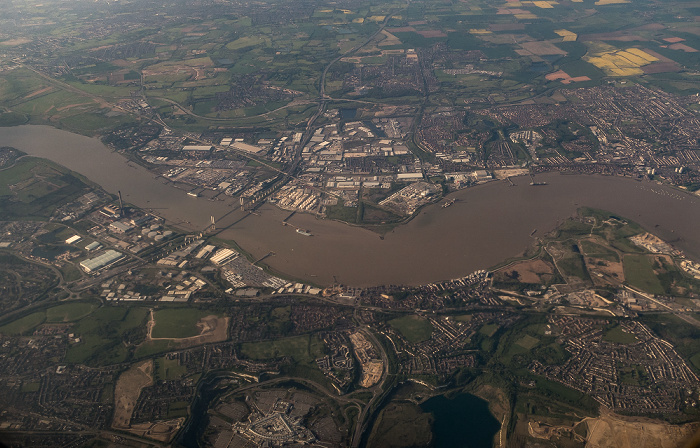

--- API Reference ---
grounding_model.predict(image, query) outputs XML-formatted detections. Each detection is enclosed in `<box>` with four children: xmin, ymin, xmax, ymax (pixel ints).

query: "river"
<box><xmin>3</xmin><ymin>125</ymin><xmax>700</xmax><ymax>287</ymax></box>
<box><xmin>0</xmin><ymin>125</ymin><xmax>235</xmax><ymax>230</ymax></box>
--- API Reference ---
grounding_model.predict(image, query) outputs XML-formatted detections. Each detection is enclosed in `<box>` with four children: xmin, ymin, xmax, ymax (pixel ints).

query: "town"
<box><xmin>2</xmin><ymin>0</ymin><xmax>700</xmax><ymax>446</ymax></box>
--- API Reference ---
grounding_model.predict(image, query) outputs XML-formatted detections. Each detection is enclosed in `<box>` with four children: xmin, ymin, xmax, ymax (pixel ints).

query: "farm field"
<box><xmin>623</xmin><ymin>255</ymin><xmax>665</xmax><ymax>295</ymax></box>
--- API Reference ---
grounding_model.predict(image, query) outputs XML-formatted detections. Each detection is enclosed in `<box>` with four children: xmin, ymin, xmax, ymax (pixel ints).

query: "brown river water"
<box><xmin>3</xmin><ymin>125</ymin><xmax>699</xmax><ymax>286</ymax></box>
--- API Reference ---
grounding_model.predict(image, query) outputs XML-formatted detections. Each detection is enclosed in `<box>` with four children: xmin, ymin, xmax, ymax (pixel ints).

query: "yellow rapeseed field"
<box><xmin>586</xmin><ymin>48</ymin><xmax>658</xmax><ymax>76</ymax></box>
<box><xmin>533</xmin><ymin>1</ymin><xmax>555</xmax><ymax>8</ymax></box>
<box><xmin>554</xmin><ymin>29</ymin><xmax>577</xmax><ymax>41</ymax></box>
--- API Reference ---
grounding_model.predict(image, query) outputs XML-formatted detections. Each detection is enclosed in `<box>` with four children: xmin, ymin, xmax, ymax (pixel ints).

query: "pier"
<box><xmin>282</xmin><ymin>211</ymin><xmax>296</xmax><ymax>225</ymax></box>
<box><xmin>253</xmin><ymin>251</ymin><xmax>275</xmax><ymax>265</ymax></box>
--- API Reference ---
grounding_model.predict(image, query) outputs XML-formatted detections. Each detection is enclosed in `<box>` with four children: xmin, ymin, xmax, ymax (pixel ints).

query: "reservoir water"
<box><xmin>420</xmin><ymin>393</ymin><xmax>501</xmax><ymax>448</ymax></box>
<box><xmin>3</xmin><ymin>125</ymin><xmax>700</xmax><ymax>286</ymax></box>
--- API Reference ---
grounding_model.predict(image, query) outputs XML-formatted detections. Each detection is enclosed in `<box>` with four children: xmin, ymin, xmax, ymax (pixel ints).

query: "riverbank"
<box><xmin>4</xmin><ymin>125</ymin><xmax>700</xmax><ymax>286</ymax></box>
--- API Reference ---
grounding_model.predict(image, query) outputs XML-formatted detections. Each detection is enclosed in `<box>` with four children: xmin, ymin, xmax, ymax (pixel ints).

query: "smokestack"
<box><xmin>118</xmin><ymin>191</ymin><xmax>124</xmax><ymax>217</ymax></box>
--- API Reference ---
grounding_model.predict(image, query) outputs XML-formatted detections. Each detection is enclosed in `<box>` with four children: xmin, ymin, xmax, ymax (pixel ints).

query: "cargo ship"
<box><xmin>296</xmin><ymin>229</ymin><xmax>312</xmax><ymax>236</ymax></box>
<box><xmin>442</xmin><ymin>198</ymin><xmax>456</xmax><ymax>208</ymax></box>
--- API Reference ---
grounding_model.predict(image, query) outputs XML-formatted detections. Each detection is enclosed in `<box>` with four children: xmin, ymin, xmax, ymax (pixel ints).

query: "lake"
<box><xmin>3</xmin><ymin>125</ymin><xmax>700</xmax><ymax>286</ymax></box>
<box><xmin>420</xmin><ymin>393</ymin><xmax>501</xmax><ymax>448</ymax></box>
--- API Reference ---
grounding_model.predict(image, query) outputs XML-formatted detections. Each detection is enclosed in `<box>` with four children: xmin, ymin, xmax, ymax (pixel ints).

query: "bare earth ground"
<box><xmin>0</xmin><ymin>38</ymin><xmax>33</xmax><ymax>46</ymax></box>
<box><xmin>584</xmin><ymin>256</ymin><xmax>625</xmax><ymax>285</ymax></box>
<box><xmin>112</xmin><ymin>359</ymin><xmax>154</xmax><ymax>429</ymax></box>
<box><xmin>56</xmin><ymin>103</ymin><xmax>93</xmax><ymax>112</ymax></box>
<box><xmin>24</xmin><ymin>86</ymin><xmax>55</xmax><ymax>99</ymax></box>
<box><xmin>498</xmin><ymin>259</ymin><xmax>556</xmax><ymax>284</ymax></box>
<box><xmin>127</xmin><ymin>418</ymin><xmax>186</xmax><ymax>443</ymax></box>
<box><xmin>578</xmin><ymin>236</ymin><xmax>625</xmax><ymax>284</ymax></box>
<box><xmin>492</xmin><ymin>168</ymin><xmax>529</xmax><ymax>179</ymax></box>
<box><xmin>585</xmin><ymin>408</ymin><xmax>699</xmax><ymax>448</ymax></box>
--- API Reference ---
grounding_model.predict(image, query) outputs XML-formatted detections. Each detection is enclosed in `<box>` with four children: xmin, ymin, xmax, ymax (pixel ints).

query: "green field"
<box><xmin>480</xmin><ymin>323</ymin><xmax>499</xmax><ymax>338</ymax></box>
<box><xmin>0</xmin><ymin>68</ymin><xmax>51</xmax><ymax>103</ymax></box>
<box><xmin>623</xmin><ymin>255</ymin><xmax>664</xmax><ymax>295</ymax></box>
<box><xmin>555</xmin><ymin>219</ymin><xmax>592</xmax><ymax>239</ymax></box>
<box><xmin>325</xmin><ymin>203</ymin><xmax>359</xmax><ymax>224</ymax></box>
<box><xmin>155</xmin><ymin>355</ymin><xmax>188</xmax><ymax>381</ymax></box>
<box><xmin>240</xmin><ymin>334</ymin><xmax>325</xmax><ymax>363</ymax></box>
<box><xmin>167</xmin><ymin>401</ymin><xmax>190</xmax><ymax>418</ymax></box>
<box><xmin>45</xmin><ymin>302</ymin><xmax>98</xmax><ymax>323</ymax></box>
<box><xmin>0</xmin><ymin>157</ymin><xmax>94</xmax><ymax>220</ymax></box>
<box><xmin>225</xmin><ymin>36</ymin><xmax>270</xmax><ymax>50</ymax></box>
<box><xmin>388</xmin><ymin>315</ymin><xmax>433</xmax><ymax>343</ymax></box>
<box><xmin>618</xmin><ymin>365</ymin><xmax>649</xmax><ymax>387</ymax></box>
<box><xmin>0</xmin><ymin>111</ymin><xmax>29</xmax><ymax>126</ymax></box>
<box><xmin>65</xmin><ymin>306</ymin><xmax>148</xmax><ymax>365</ymax></box>
<box><xmin>578</xmin><ymin>239</ymin><xmax>620</xmax><ymax>262</ymax></box>
<box><xmin>691</xmin><ymin>353</ymin><xmax>700</xmax><ymax>371</ymax></box>
<box><xmin>535</xmin><ymin>377</ymin><xmax>600</xmax><ymax>412</ymax></box>
<box><xmin>151</xmin><ymin>308</ymin><xmax>215</xmax><ymax>339</ymax></box>
<box><xmin>515</xmin><ymin>334</ymin><xmax>540</xmax><ymax>350</ymax></box>
<box><xmin>603</xmin><ymin>325</ymin><xmax>638</xmax><ymax>344</ymax></box>
<box><xmin>134</xmin><ymin>339</ymin><xmax>182</xmax><ymax>359</ymax></box>
<box><xmin>0</xmin><ymin>312</ymin><xmax>46</xmax><ymax>335</ymax></box>
<box><xmin>21</xmin><ymin>381</ymin><xmax>41</xmax><ymax>393</ymax></box>
<box><xmin>59</xmin><ymin>264</ymin><xmax>83</xmax><ymax>282</ymax></box>
<box><xmin>557</xmin><ymin>252</ymin><xmax>590</xmax><ymax>282</ymax></box>
<box><xmin>0</xmin><ymin>65</ymin><xmax>131</xmax><ymax>135</ymax></box>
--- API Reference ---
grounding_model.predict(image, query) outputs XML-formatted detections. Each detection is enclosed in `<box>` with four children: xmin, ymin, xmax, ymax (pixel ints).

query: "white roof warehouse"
<box><xmin>80</xmin><ymin>250</ymin><xmax>124</xmax><ymax>273</ymax></box>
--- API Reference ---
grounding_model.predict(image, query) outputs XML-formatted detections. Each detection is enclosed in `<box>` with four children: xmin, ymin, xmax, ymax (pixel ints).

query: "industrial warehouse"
<box><xmin>79</xmin><ymin>250</ymin><xmax>124</xmax><ymax>273</ymax></box>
